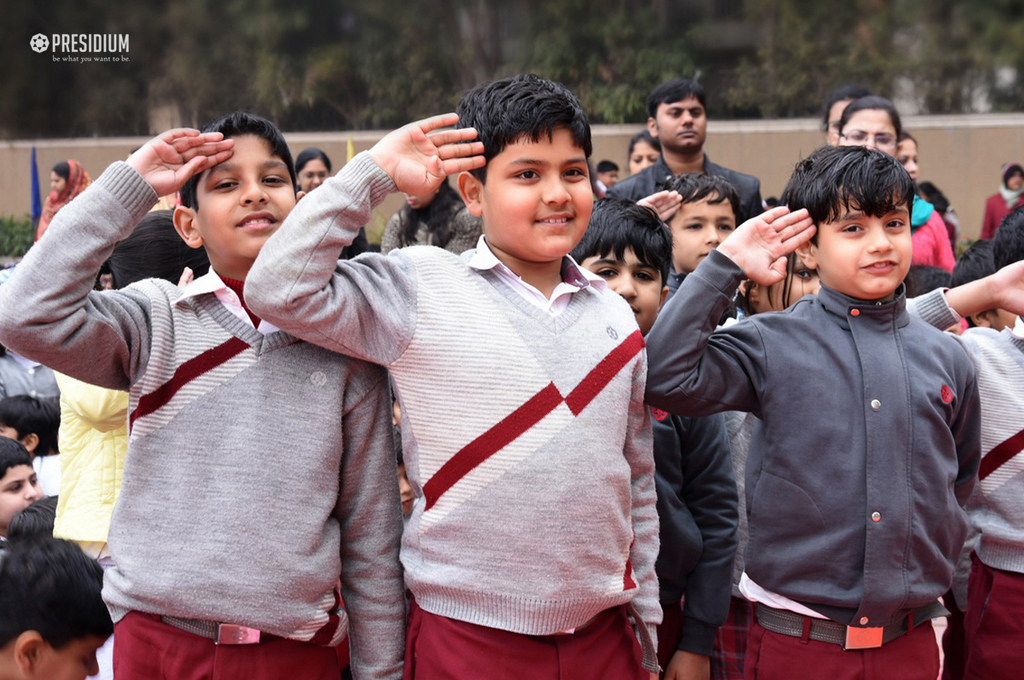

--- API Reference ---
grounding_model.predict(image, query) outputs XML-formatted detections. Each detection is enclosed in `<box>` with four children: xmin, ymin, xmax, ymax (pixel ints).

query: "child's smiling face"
<box><xmin>798</xmin><ymin>206</ymin><xmax>912</xmax><ymax>302</ymax></box>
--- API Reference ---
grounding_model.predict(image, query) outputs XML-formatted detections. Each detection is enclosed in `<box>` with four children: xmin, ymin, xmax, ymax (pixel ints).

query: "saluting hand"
<box><xmin>127</xmin><ymin>129</ymin><xmax>235</xmax><ymax>197</ymax></box>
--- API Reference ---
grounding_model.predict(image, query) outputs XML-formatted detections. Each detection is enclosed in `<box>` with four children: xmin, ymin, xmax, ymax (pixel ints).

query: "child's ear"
<box><xmin>457</xmin><ymin>172</ymin><xmax>484</xmax><ymax>217</ymax></box>
<box><xmin>971</xmin><ymin>308</ymin><xmax>1001</xmax><ymax>329</ymax></box>
<box><xmin>658</xmin><ymin>285</ymin><xmax>669</xmax><ymax>311</ymax></box>
<box><xmin>19</xmin><ymin>433</ymin><xmax>39</xmax><ymax>455</ymax></box>
<box><xmin>13</xmin><ymin>631</ymin><xmax>46</xmax><ymax>674</ymax></box>
<box><xmin>173</xmin><ymin>206</ymin><xmax>205</xmax><ymax>250</ymax></box>
<box><xmin>795</xmin><ymin>241</ymin><xmax>818</xmax><ymax>272</ymax></box>
<box><xmin>295</xmin><ymin>190</ymin><xmax>306</xmax><ymax>203</ymax></box>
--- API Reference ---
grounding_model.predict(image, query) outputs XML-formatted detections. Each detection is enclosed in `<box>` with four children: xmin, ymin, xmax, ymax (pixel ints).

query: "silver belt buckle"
<box><xmin>215</xmin><ymin>623</ymin><xmax>261</xmax><ymax>645</ymax></box>
<box><xmin>843</xmin><ymin>625</ymin><xmax>883</xmax><ymax>650</ymax></box>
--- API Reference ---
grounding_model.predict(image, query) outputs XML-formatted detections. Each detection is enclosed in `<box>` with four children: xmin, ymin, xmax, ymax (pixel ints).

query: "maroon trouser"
<box><xmin>403</xmin><ymin>599</ymin><xmax>648</xmax><ymax>680</ymax></box>
<box><xmin>964</xmin><ymin>554</ymin><xmax>1024</xmax><ymax>680</ymax></box>
<box><xmin>743</xmin><ymin>618</ymin><xmax>938</xmax><ymax>680</ymax></box>
<box><xmin>113</xmin><ymin>611</ymin><xmax>341</xmax><ymax>680</ymax></box>
<box><xmin>656</xmin><ymin>598</ymin><xmax>682</xmax><ymax>671</ymax></box>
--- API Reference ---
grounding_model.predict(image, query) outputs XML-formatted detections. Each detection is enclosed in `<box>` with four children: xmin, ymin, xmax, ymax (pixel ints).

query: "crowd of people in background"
<box><xmin>0</xmin><ymin>73</ymin><xmax>1022</xmax><ymax>680</ymax></box>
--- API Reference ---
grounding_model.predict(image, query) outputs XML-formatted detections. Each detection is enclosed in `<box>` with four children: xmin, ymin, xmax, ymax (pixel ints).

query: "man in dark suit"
<box><xmin>609</xmin><ymin>78</ymin><xmax>763</xmax><ymax>222</ymax></box>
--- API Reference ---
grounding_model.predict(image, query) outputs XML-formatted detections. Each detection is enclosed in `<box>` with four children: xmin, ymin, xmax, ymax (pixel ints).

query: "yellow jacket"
<box><xmin>53</xmin><ymin>373</ymin><xmax>128</xmax><ymax>543</ymax></box>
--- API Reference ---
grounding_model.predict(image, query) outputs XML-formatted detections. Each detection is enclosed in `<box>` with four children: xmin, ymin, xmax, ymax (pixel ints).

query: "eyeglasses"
<box><xmin>301</xmin><ymin>170</ymin><xmax>329</xmax><ymax>181</ymax></box>
<box><xmin>841</xmin><ymin>130</ymin><xmax>897</xmax><ymax>150</ymax></box>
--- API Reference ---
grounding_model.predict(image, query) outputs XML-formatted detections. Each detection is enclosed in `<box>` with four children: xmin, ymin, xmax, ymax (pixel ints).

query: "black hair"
<box><xmin>646</xmin><ymin>78</ymin><xmax>706</xmax><ymax>118</ymax></box>
<box><xmin>51</xmin><ymin>161</ymin><xmax>70</xmax><ymax>181</ymax></box>
<box><xmin>570</xmin><ymin>198</ymin><xmax>672</xmax><ymax>285</ymax></box>
<box><xmin>951</xmin><ymin>239</ymin><xmax>997</xmax><ymax>288</ymax></box>
<box><xmin>993</xmin><ymin>204</ymin><xmax>1024</xmax><ymax>270</ymax></box>
<box><xmin>1003</xmin><ymin>163</ymin><xmax>1024</xmax><ymax>187</ymax></box>
<box><xmin>7</xmin><ymin>495</ymin><xmax>57</xmax><ymax>545</ymax></box>
<box><xmin>179</xmin><ymin>112</ymin><xmax>296</xmax><ymax>209</ymax></box>
<box><xmin>107</xmin><ymin>210</ymin><xmax>211</xmax><ymax>288</ymax></box>
<box><xmin>294</xmin><ymin>147</ymin><xmax>332</xmax><ymax>174</ymax></box>
<box><xmin>837</xmin><ymin>95</ymin><xmax>903</xmax><ymax>140</ymax></box>
<box><xmin>780</xmin><ymin>145</ymin><xmax>915</xmax><ymax>245</ymax></box>
<box><xmin>821</xmin><ymin>85</ymin><xmax>872</xmax><ymax>130</ymax></box>
<box><xmin>394</xmin><ymin>181</ymin><xmax>464</xmax><ymax>248</ymax></box>
<box><xmin>664</xmin><ymin>173</ymin><xmax>741</xmax><ymax>221</ymax></box>
<box><xmin>736</xmin><ymin>252</ymin><xmax>814</xmax><ymax>317</ymax></box>
<box><xmin>0</xmin><ymin>538</ymin><xmax>112</xmax><ymax>648</ymax></box>
<box><xmin>0</xmin><ymin>396</ymin><xmax>59</xmax><ymax>457</ymax></box>
<box><xmin>0</xmin><ymin>437</ymin><xmax>33</xmax><ymax>480</ymax></box>
<box><xmin>917</xmin><ymin>182</ymin><xmax>949</xmax><ymax>215</ymax></box>
<box><xmin>898</xmin><ymin>130</ymin><xmax>917</xmax><ymax>145</ymax></box>
<box><xmin>904</xmin><ymin>265</ymin><xmax>951</xmax><ymax>298</ymax></box>
<box><xmin>455</xmin><ymin>74</ymin><xmax>592</xmax><ymax>182</ymax></box>
<box><xmin>596</xmin><ymin>160</ymin><xmax>619</xmax><ymax>173</ymax></box>
<box><xmin>627</xmin><ymin>129</ymin><xmax>661</xmax><ymax>159</ymax></box>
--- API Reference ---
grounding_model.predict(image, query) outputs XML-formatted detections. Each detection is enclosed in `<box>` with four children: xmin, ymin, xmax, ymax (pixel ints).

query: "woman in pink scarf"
<box><xmin>981</xmin><ymin>162</ymin><xmax>1024</xmax><ymax>239</ymax></box>
<box><xmin>36</xmin><ymin>159</ymin><xmax>92</xmax><ymax>240</ymax></box>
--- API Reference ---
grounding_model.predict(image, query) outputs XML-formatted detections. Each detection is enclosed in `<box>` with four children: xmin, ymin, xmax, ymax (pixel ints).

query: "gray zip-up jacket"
<box><xmin>645</xmin><ymin>249</ymin><xmax>981</xmax><ymax>628</ymax></box>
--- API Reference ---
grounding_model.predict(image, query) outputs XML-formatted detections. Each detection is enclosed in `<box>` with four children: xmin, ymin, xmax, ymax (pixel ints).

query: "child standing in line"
<box><xmin>0</xmin><ymin>114</ymin><xmax>408</xmax><ymax>680</ymax></box>
<box><xmin>246</xmin><ymin>75</ymin><xmax>661</xmax><ymax>679</ymax></box>
<box><xmin>645</xmin><ymin>145</ymin><xmax>980</xmax><ymax>680</ymax></box>
<box><xmin>572</xmin><ymin>198</ymin><xmax>738</xmax><ymax>680</ymax></box>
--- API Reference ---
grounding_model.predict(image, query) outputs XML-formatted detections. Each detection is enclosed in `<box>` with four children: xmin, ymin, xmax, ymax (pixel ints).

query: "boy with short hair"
<box><xmin>0</xmin><ymin>537</ymin><xmax>112</xmax><ymax>680</ymax></box>
<box><xmin>659</xmin><ymin>173</ymin><xmax>740</xmax><ymax>296</ymax></box>
<box><xmin>572</xmin><ymin>198</ymin><xmax>738</xmax><ymax>680</ymax></box>
<box><xmin>0</xmin><ymin>114</ymin><xmax>410</xmax><ymax>679</ymax></box>
<box><xmin>246</xmin><ymin>74</ymin><xmax>661</xmax><ymax>678</ymax></box>
<box><xmin>0</xmin><ymin>396</ymin><xmax>60</xmax><ymax>496</ymax></box>
<box><xmin>0</xmin><ymin>440</ymin><xmax>42</xmax><ymax>544</ymax></box>
<box><xmin>645</xmin><ymin>145</ymin><xmax>981</xmax><ymax>680</ymax></box>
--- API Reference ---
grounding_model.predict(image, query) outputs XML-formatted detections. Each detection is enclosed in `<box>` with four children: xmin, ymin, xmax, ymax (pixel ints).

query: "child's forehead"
<box><xmin>493</xmin><ymin>129</ymin><xmax>587</xmax><ymax>160</ymax></box>
<box><xmin>673</xmin><ymin>196</ymin><xmax>736</xmax><ymax>220</ymax></box>
<box><xmin>199</xmin><ymin>135</ymin><xmax>285</xmax><ymax>180</ymax></box>
<box><xmin>0</xmin><ymin>464</ymin><xmax>32</xmax><ymax>483</ymax></box>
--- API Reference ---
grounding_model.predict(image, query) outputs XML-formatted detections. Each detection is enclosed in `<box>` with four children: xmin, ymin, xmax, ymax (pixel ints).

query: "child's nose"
<box><xmin>542</xmin><ymin>178</ymin><xmax>572</xmax><ymax>205</ymax></box>
<box><xmin>241</xmin><ymin>181</ymin><xmax>268</xmax><ymax>204</ymax></box>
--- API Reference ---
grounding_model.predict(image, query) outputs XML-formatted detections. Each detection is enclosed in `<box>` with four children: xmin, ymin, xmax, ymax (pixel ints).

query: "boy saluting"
<box><xmin>645</xmin><ymin>145</ymin><xmax>981</xmax><ymax>680</ymax></box>
<box><xmin>247</xmin><ymin>75</ymin><xmax>662</xmax><ymax>679</ymax></box>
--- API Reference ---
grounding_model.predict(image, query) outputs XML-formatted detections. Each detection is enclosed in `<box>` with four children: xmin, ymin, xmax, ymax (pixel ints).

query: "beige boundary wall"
<box><xmin>3</xmin><ymin>113</ymin><xmax>1023</xmax><ymax>243</ymax></box>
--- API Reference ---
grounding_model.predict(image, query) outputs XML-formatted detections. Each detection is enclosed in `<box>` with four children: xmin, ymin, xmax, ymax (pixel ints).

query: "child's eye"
<box><xmin>684</xmin><ymin>223</ymin><xmax>703</xmax><ymax>231</ymax></box>
<box><xmin>595</xmin><ymin>268</ymin><xmax>618</xmax><ymax>278</ymax></box>
<box><xmin>515</xmin><ymin>170</ymin><xmax>539</xmax><ymax>180</ymax></box>
<box><xmin>841</xmin><ymin>224</ymin><xmax>862</xmax><ymax>234</ymax></box>
<box><xmin>636</xmin><ymin>271</ymin><xmax>655</xmax><ymax>281</ymax></box>
<box><xmin>717</xmin><ymin>224</ymin><xmax>735</xmax><ymax>232</ymax></box>
<box><xmin>213</xmin><ymin>180</ymin><xmax>237</xmax><ymax>191</ymax></box>
<box><xmin>794</xmin><ymin>269</ymin><xmax>817</xmax><ymax>280</ymax></box>
<box><xmin>264</xmin><ymin>176</ymin><xmax>288</xmax><ymax>185</ymax></box>
<box><xmin>565</xmin><ymin>168</ymin><xmax>587</xmax><ymax>178</ymax></box>
<box><xmin>886</xmin><ymin>219</ymin><xmax>906</xmax><ymax>229</ymax></box>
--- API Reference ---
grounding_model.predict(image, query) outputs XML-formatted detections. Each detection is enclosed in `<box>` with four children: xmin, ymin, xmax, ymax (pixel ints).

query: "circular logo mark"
<box><xmin>310</xmin><ymin>371</ymin><xmax>327</xmax><ymax>387</ymax></box>
<box><xmin>30</xmin><ymin>34</ymin><xmax>49</xmax><ymax>53</ymax></box>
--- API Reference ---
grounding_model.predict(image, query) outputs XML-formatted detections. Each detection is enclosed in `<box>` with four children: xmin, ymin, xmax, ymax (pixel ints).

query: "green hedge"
<box><xmin>0</xmin><ymin>216</ymin><xmax>34</xmax><ymax>259</ymax></box>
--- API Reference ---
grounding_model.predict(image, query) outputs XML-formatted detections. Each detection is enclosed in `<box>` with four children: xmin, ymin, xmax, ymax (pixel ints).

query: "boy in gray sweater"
<box><xmin>247</xmin><ymin>75</ymin><xmax>662</xmax><ymax>678</ymax></box>
<box><xmin>0</xmin><ymin>114</ymin><xmax>442</xmax><ymax>680</ymax></box>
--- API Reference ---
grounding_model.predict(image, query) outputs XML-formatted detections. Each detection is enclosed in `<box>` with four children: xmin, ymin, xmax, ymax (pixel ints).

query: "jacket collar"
<box><xmin>816</xmin><ymin>282</ymin><xmax>909</xmax><ymax>332</ymax></box>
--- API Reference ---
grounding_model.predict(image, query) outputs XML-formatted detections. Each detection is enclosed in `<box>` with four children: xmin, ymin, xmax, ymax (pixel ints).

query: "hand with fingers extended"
<box><xmin>638</xmin><ymin>190</ymin><xmax>683</xmax><ymax>222</ymax></box>
<box><xmin>368</xmin><ymin>113</ymin><xmax>485</xmax><ymax>197</ymax></box>
<box><xmin>716</xmin><ymin>206</ymin><xmax>815</xmax><ymax>286</ymax></box>
<box><xmin>127</xmin><ymin>129</ymin><xmax>235</xmax><ymax>197</ymax></box>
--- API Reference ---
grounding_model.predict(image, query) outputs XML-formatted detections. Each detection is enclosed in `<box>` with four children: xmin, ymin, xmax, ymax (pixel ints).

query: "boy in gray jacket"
<box><xmin>645</xmin><ymin>145</ymin><xmax>981</xmax><ymax>680</ymax></box>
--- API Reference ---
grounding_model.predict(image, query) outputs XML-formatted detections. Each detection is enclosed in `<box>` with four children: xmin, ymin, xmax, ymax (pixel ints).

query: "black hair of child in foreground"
<box><xmin>0</xmin><ymin>537</ymin><xmax>112</xmax><ymax>680</ymax></box>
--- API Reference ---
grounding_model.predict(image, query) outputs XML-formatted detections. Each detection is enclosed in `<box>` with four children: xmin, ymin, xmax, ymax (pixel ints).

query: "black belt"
<box><xmin>755</xmin><ymin>600</ymin><xmax>948</xmax><ymax>650</ymax></box>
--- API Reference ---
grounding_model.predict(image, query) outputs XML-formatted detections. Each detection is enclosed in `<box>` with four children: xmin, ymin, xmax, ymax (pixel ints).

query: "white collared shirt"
<box><xmin>1013</xmin><ymin>315</ymin><xmax>1024</xmax><ymax>340</ymax></box>
<box><xmin>175</xmin><ymin>270</ymin><xmax>279</xmax><ymax>335</ymax></box>
<box><xmin>467</xmin><ymin>236</ymin><xmax>605</xmax><ymax>316</ymax></box>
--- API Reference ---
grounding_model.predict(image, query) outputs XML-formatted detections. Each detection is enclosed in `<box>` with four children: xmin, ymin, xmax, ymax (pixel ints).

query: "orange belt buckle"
<box><xmin>215</xmin><ymin>623</ymin><xmax>261</xmax><ymax>645</ymax></box>
<box><xmin>843</xmin><ymin>625</ymin><xmax>883</xmax><ymax>650</ymax></box>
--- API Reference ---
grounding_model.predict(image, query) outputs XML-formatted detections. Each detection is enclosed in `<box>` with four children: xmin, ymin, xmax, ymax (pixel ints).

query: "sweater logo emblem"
<box><xmin>940</xmin><ymin>385</ymin><xmax>954</xmax><ymax>403</ymax></box>
<box><xmin>310</xmin><ymin>371</ymin><xmax>327</xmax><ymax>387</ymax></box>
<box><xmin>607</xmin><ymin>326</ymin><xmax>619</xmax><ymax>340</ymax></box>
<box><xmin>650</xmin><ymin>407</ymin><xmax>668</xmax><ymax>422</ymax></box>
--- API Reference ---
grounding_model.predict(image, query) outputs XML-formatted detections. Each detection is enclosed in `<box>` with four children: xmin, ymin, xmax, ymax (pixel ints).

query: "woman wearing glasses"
<box><xmin>838</xmin><ymin>96</ymin><xmax>955</xmax><ymax>271</ymax></box>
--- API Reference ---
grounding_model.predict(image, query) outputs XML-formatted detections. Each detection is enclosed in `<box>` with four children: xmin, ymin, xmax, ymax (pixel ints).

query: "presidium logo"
<box><xmin>30</xmin><ymin>33</ymin><xmax>130</xmax><ymax>62</ymax></box>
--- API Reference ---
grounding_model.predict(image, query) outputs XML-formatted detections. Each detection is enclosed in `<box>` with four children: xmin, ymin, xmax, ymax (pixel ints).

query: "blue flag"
<box><xmin>30</xmin><ymin>146</ymin><xmax>42</xmax><ymax>225</ymax></box>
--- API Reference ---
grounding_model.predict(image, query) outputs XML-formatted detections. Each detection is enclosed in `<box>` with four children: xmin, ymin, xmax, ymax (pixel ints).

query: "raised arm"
<box><xmin>645</xmin><ymin>207</ymin><xmax>814</xmax><ymax>416</ymax></box>
<box><xmin>245</xmin><ymin>114</ymin><xmax>484</xmax><ymax>366</ymax></box>
<box><xmin>909</xmin><ymin>259</ymin><xmax>1024</xmax><ymax>330</ymax></box>
<box><xmin>0</xmin><ymin>130</ymin><xmax>230</xmax><ymax>390</ymax></box>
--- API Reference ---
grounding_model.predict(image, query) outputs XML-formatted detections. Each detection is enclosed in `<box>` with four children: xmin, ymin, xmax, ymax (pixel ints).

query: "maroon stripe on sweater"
<box><xmin>130</xmin><ymin>336</ymin><xmax>250</xmax><ymax>429</ymax></box>
<box><xmin>423</xmin><ymin>382</ymin><xmax>563</xmax><ymax>510</ymax></box>
<box><xmin>979</xmin><ymin>427</ymin><xmax>1024</xmax><ymax>480</ymax></box>
<box><xmin>565</xmin><ymin>329</ymin><xmax>644</xmax><ymax>416</ymax></box>
<box><xmin>309</xmin><ymin>585</ymin><xmax>342</xmax><ymax>646</ymax></box>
